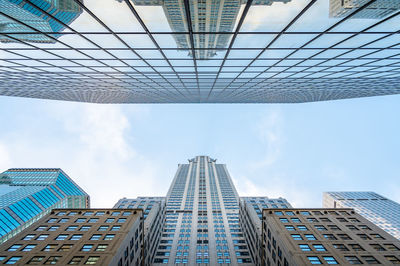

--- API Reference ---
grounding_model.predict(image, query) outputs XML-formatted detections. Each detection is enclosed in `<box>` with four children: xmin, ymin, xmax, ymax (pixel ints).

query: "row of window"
<box><xmin>307</xmin><ymin>255</ymin><xmax>400</xmax><ymax>265</ymax></box>
<box><xmin>22</xmin><ymin>233</ymin><xmax>115</xmax><ymax>241</ymax></box>
<box><xmin>0</xmin><ymin>255</ymin><xmax>100</xmax><ymax>265</ymax></box>
<box><xmin>47</xmin><ymin>218</ymin><xmax>127</xmax><ymax>224</ymax></box>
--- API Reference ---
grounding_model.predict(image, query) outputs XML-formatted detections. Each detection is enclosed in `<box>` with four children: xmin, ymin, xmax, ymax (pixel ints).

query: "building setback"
<box><xmin>0</xmin><ymin>168</ymin><xmax>89</xmax><ymax>244</ymax></box>
<box><xmin>262</xmin><ymin>208</ymin><xmax>400</xmax><ymax>265</ymax></box>
<box><xmin>323</xmin><ymin>192</ymin><xmax>400</xmax><ymax>240</ymax></box>
<box><xmin>0</xmin><ymin>208</ymin><xmax>143</xmax><ymax>265</ymax></box>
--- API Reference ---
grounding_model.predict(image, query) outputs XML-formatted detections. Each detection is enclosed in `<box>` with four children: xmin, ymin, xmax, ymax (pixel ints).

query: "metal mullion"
<box><xmin>266</xmin><ymin>10</ymin><xmax>400</xmax><ymax>81</ymax></box>
<box><xmin>21</xmin><ymin>0</ymin><xmax>161</xmax><ymax>98</ymax></box>
<box><xmin>182</xmin><ymin>0</ymin><xmax>200</xmax><ymax>101</ymax></box>
<box><xmin>0</xmin><ymin>20</ymin><xmax>171</xmax><ymax>101</ymax></box>
<box><xmin>123</xmin><ymin>0</ymin><xmax>190</xmax><ymax>99</ymax></box>
<box><xmin>71</xmin><ymin>0</ymin><xmax>181</xmax><ymax>99</ymax></box>
<box><xmin>215</xmin><ymin>0</ymin><xmax>318</xmax><ymax>97</ymax></box>
<box><xmin>206</xmin><ymin>0</ymin><xmax>253</xmax><ymax>100</ymax></box>
<box><xmin>228</xmin><ymin>0</ymin><xmax>380</xmax><ymax>98</ymax></box>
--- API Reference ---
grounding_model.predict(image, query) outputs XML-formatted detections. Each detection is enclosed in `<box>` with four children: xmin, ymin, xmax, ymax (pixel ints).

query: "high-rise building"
<box><xmin>0</xmin><ymin>168</ymin><xmax>89</xmax><ymax>244</ymax></box>
<box><xmin>323</xmin><ymin>191</ymin><xmax>400</xmax><ymax>240</ymax></box>
<box><xmin>118</xmin><ymin>0</ymin><xmax>291</xmax><ymax>59</ymax></box>
<box><xmin>152</xmin><ymin>155</ymin><xmax>253</xmax><ymax>265</ymax></box>
<box><xmin>262</xmin><ymin>208</ymin><xmax>400</xmax><ymax>265</ymax></box>
<box><xmin>329</xmin><ymin>0</ymin><xmax>400</xmax><ymax>19</ymax></box>
<box><xmin>114</xmin><ymin>197</ymin><xmax>166</xmax><ymax>265</ymax></box>
<box><xmin>0</xmin><ymin>208</ymin><xmax>143</xmax><ymax>265</ymax></box>
<box><xmin>0</xmin><ymin>0</ymin><xmax>83</xmax><ymax>43</ymax></box>
<box><xmin>239</xmin><ymin>197</ymin><xmax>292</xmax><ymax>265</ymax></box>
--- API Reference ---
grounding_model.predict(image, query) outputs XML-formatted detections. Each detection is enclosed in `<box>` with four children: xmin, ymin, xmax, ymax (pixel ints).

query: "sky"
<box><xmin>0</xmin><ymin>94</ymin><xmax>399</xmax><ymax>208</ymax></box>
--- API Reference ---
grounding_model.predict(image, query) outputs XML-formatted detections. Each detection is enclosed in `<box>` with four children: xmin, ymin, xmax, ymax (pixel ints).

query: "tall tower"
<box><xmin>0</xmin><ymin>168</ymin><xmax>89</xmax><ymax>244</ymax></box>
<box><xmin>323</xmin><ymin>192</ymin><xmax>400</xmax><ymax>240</ymax></box>
<box><xmin>0</xmin><ymin>0</ymin><xmax>83</xmax><ymax>43</ymax></box>
<box><xmin>153</xmin><ymin>155</ymin><xmax>253</xmax><ymax>265</ymax></box>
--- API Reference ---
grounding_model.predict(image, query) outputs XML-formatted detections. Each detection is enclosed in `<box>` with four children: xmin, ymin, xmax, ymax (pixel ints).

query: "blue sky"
<box><xmin>0</xmin><ymin>94</ymin><xmax>399</xmax><ymax>208</ymax></box>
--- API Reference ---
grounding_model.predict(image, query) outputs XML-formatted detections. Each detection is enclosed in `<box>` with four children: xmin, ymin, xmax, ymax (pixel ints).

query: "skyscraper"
<box><xmin>323</xmin><ymin>192</ymin><xmax>400</xmax><ymax>240</ymax></box>
<box><xmin>152</xmin><ymin>155</ymin><xmax>253</xmax><ymax>265</ymax></box>
<box><xmin>0</xmin><ymin>0</ymin><xmax>83</xmax><ymax>43</ymax></box>
<box><xmin>0</xmin><ymin>168</ymin><xmax>89</xmax><ymax>244</ymax></box>
<box><xmin>329</xmin><ymin>0</ymin><xmax>400</xmax><ymax>19</ymax></box>
<box><xmin>119</xmin><ymin>0</ymin><xmax>291</xmax><ymax>59</ymax></box>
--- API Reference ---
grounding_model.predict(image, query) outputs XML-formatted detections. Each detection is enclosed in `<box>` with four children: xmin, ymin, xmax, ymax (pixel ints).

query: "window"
<box><xmin>286</xmin><ymin>211</ymin><xmax>294</xmax><ymax>216</ymax></box>
<box><xmin>80</xmin><ymin>226</ymin><xmax>91</xmax><ymax>231</ymax></box>
<box><xmin>307</xmin><ymin>218</ymin><xmax>318</xmax><ymax>223</ymax></box>
<box><xmin>66</xmin><ymin>226</ymin><xmax>78</xmax><ymax>231</ymax></box>
<box><xmin>327</xmin><ymin>225</ymin><xmax>341</xmax><ymax>231</ymax></box>
<box><xmin>59</xmin><ymin>218</ymin><xmax>69</xmax><ymax>223</ymax></box>
<box><xmin>22</xmin><ymin>244</ymin><xmax>36</xmax><ymax>251</ymax></box>
<box><xmin>95</xmin><ymin>212</ymin><xmax>105</xmax><ymax>216</ymax></box>
<box><xmin>384</xmin><ymin>244</ymin><xmax>400</xmax><ymax>251</ymax></box>
<box><xmin>88</xmin><ymin>218</ymin><xmax>99</xmax><ymax>223</ymax></box>
<box><xmin>299</xmin><ymin>244</ymin><xmax>311</xmax><ymax>251</ymax></box>
<box><xmin>370</xmin><ymin>244</ymin><xmax>385</xmax><ymax>251</ymax></box>
<box><xmin>385</xmin><ymin>256</ymin><xmax>400</xmax><ymax>264</ymax></box>
<box><xmin>285</xmin><ymin>225</ymin><xmax>295</xmax><ymax>231</ymax></box>
<box><xmin>90</xmin><ymin>234</ymin><xmax>102</xmax><ymax>240</ymax></box>
<box><xmin>323</xmin><ymin>257</ymin><xmax>338</xmax><ymax>264</ymax></box>
<box><xmin>112</xmin><ymin>211</ymin><xmax>121</xmax><ymax>216</ymax></box>
<box><xmin>346</xmin><ymin>225</ymin><xmax>358</xmax><ymax>231</ymax></box>
<box><xmin>345</xmin><ymin>256</ymin><xmax>363</xmax><ymax>264</ymax></box>
<box><xmin>362</xmin><ymin>256</ymin><xmax>380</xmax><ymax>264</ymax></box>
<box><xmin>314</xmin><ymin>225</ymin><xmax>327</xmax><ymax>231</ymax></box>
<box><xmin>58</xmin><ymin>244</ymin><xmax>73</xmax><ymax>251</ymax></box>
<box><xmin>75</xmin><ymin>218</ymin><xmax>86</xmax><ymax>223</ymax></box>
<box><xmin>320</xmin><ymin>218</ymin><xmax>331</xmax><ymax>222</ymax></box>
<box><xmin>98</xmin><ymin>226</ymin><xmax>109</xmax><ymax>231</ymax></box>
<box><xmin>291</xmin><ymin>218</ymin><xmax>301</xmax><ymax>223</ymax></box>
<box><xmin>44</xmin><ymin>256</ymin><xmax>61</xmax><ymax>264</ymax></box>
<box><xmin>297</xmin><ymin>225</ymin><xmax>308</xmax><ymax>231</ymax></box>
<box><xmin>47</xmin><ymin>218</ymin><xmax>57</xmax><ymax>223</ymax></box>
<box><xmin>313</xmin><ymin>244</ymin><xmax>326</xmax><ymax>251</ymax></box>
<box><xmin>111</xmin><ymin>226</ymin><xmax>121</xmax><ymax>231</ymax></box>
<box><xmin>280</xmin><ymin>218</ymin><xmax>289</xmax><ymax>223</ymax></box>
<box><xmin>349</xmin><ymin>244</ymin><xmax>365</xmax><ymax>251</ymax></box>
<box><xmin>56</xmin><ymin>212</ymin><xmax>66</xmax><ymax>216</ymax></box>
<box><xmin>305</xmin><ymin>234</ymin><xmax>316</xmax><ymax>240</ymax></box>
<box><xmin>104</xmin><ymin>234</ymin><xmax>115</xmax><ymax>240</ymax></box>
<box><xmin>36</xmin><ymin>234</ymin><xmax>49</xmax><ymax>241</ymax></box>
<box><xmin>307</xmin><ymin>256</ymin><xmax>322</xmax><ymax>264</ymax></box>
<box><xmin>291</xmin><ymin>234</ymin><xmax>303</xmax><ymax>240</ymax></box>
<box><xmin>70</xmin><ymin>234</ymin><xmax>83</xmax><ymax>241</ymax></box>
<box><xmin>5</xmin><ymin>256</ymin><xmax>21</xmax><ymax>264</ymax></box>
<box><xmin>357</xmin><ymin>234</ymin><xmax>371</xmax><ymax>240</ymax></box>
<box><xmin>301</xmin><ymin>211</ymin><xmax>311</xmax><ymax>216</ymax></box>
<box><xmin>84</xmin><ymin>212</ymin><xmax>94</xmax><ymax>216</ymax></box>
<box><xmin>95</xmin><ymin>244</ymin><xmax>108</xmax><ymax>251</ymax></box>
<box><xmin>35</xmin><ymin>226</ymin><xmax>47</xmax><ymax>231</ymax></box>
<box><xmin>27</xmin><ymin>256</ymin><xmax>44</xmax><ymax>264</ymax></box>
<box><xmin>275</xmin><ymin>211</ymin><xmax>283</xmax><ymax>216</ymax></box>
<box><xmin>117</xmin><ymin>218</ymin><xmax>127</xmax><ymax>223</ymax></box>
<box><xmin>370</xmin><ymin>234</ymin><xmax>385</xmax><ymax>240</ymax></box>
<box><xmin>68</xmin><ymin>256</ymin><xmax>84</xmax><ymax>265</ymax></box>
<box><xmin>333</xmin><ymin>244</ymin><xmax>348</xmax><ymax>251</ymax></box>
<box><xmin>105</xmin><ymin>218</ymin><xmax>115</xmax><ymax>223</ymax></box>
<box><xmin>7</xmin><ymin>244</ymin><xmax>22</xmax><ymax>251</ymax></box>
<box><xmin>23</xmin><ymin>234</ymin><xmax>35</xmax><ymax>240</ymax></box>
<box><xmin>81</xmin><ymin>244</ymin><xmax>94</xmax><ymax>252</ymax></box>
<box><xmin>85</xmin><ymin>256</ymin><xmax>100</xmax><ymax>264</ymax></box>
<box><xmin>42</xmin><ymin>244</ymin><xmax>57</xmax><ymax>251</ymax></box>
<box><xmin>323</xmin><ymin>234</ymin><xmax>337</xmax><ymax>240</ymax></box>
<box><xmin>56</xmin><ymin>234</ymin><xmax>68</xmax><ymax>240</ymax></box>
<box><xmin>338</xmin><ymin>234</ymin><xmax>352</xmax><ymax>240</ymax></box>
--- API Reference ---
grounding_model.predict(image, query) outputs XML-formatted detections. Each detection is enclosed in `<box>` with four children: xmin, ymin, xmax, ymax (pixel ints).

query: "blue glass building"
<box><xmin>0</xmin><ymin>168</ymin><xmax>89</xmax><ymax>244</ymax></box>
<box><xmin>0</xmin><ymin>0</ymin><xmax>83</xmax><ymax>43</ymax></box>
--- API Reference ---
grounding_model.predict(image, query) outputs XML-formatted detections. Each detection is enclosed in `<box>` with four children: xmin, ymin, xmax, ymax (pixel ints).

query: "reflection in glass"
<box><xmin>117</xmin><ymin>0</ymin><xmax>291</xmax><ymax>59</ymax></box>
<box><xmin>0</xmin><ymin>0</ymin><xmax>83</xmax><ymax>43</ymax></box>
<box><xmin>330</xmin><ymin>0</ymin><xmax>400</xmax><ymax>19</ymax></box>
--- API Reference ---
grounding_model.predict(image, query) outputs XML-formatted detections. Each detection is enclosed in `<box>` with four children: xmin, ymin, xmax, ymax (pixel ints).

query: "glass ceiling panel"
<box><xmin>0</xmin><ymin>0</ymin><xmax>400</xmax><ymax>103</ymax></box>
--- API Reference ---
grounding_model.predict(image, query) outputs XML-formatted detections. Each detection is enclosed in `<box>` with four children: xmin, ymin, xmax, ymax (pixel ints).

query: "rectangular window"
<box><xmin>66</xmin><ymin>226</ymin><xmax>78</xmax><ymax>231</ymax></box>
<box><xmin>22</xmin><ymin>234</ymin><xmax>35</xmax><ymax>241</ymax></box>
<box><xmin>35</xmin><ymin>226</ymin><xmax>47</xmax><ymax>231</ymax></box>
<box><xmin>104</xmin><ymin>234</ymin><xmax>115</xmax><ymax>240</ymax></box>
<box><xmin>81</xmin><ymin>244</ymin><xmax>94</xmax><ymax>252</ymax></box>
<box><xmin>70</xmin><ymin>234</ymin><xmax>83</xmax><ymax>241</ymax></box>
<box><xmin>345</xmin><ymin>256</ymin><xmax>362</xmax><ymax>264</ymax></box>
<box><xmin>299</xmin><ymin>244</ymin><xmax>311</xmax><ymax>251</ymax></box>
<box><xmin>36</xmin><ymin>234</ymin><xmax>49</xmax><ymax>241</ymax></box>
<box><xmin>313</xmin><ymin>244</ymin><xmax>326</xmax><ymax>251</ymax></box>
<box><xmin>323</xmin><ymin>234</ymin><xmax>337</xmax><ymax>240</ymax></box>
<box><xmin>68</xmin><ymin>256</ymin><xmax>84</xmax><ymax>264</ymax></box>
<box><xmin>44</xmin><ymin>256</ymin><xmax>61</xmax><ymax>264</ymax></box>
<box><xmin>22</xmin><ymin>244</ymin><xmax>36</xmax><ymax>252</ymax></box>
<box><xmin>80</xmin><ymin>226</ymin><xmax>91</xmax><ymax>231</ymax></box>
<box><xmin>85</xmin><ymin>256</ymin><xmax>100</xmax><ymax>264</ymax></box>
<box><xmin>27</xmin><ymin>256</ymin><xmax>44</xmax><ymax>264</ymax></box>
<box><xmin>111</xmin><ymin>226</ymin><xmax>121</xmax><ymax>231</ymax></box>
<box><xmin>291</xmin><ymin>234</ymin><xmax>303</xmax><ymax>240</ymax></box>
<box><xmin>362</xmin><ymin>256</ymin><xmax>380</xmax><ymax>264</ymax></box>
<box><xmin>55</xmin><ymin>234</ymin><xmax>68</xmax><ymax>240</ymax></box>
<box><xmin>323</xmin><ymin>256</ymin><xmax>338</xmax><ymax>264</ymax></box>
<box><xmin>42</xmin><ymin>244</ymin><xmax>57</xmax><ymax>252</ymax></box>
<box><xmin>307</xmin><ymin>256</ymin><xmax>322</xmax><ymax>264</ymax></box>
<box><xmin>58</xmin><ymin>244</ymin><xmax>73</xmax><ymax>252</ymax></box>
<box><xmin>95</xmin><ymin>244</ymin><xmax>108</xmax><ymax>251</ymax></box>
<box><xmin>285</xmin><ymin>225</ymin><xmax>295</xmax><ymax>231</ymax></box>
<box><xmin>305</xmin><ymin>234</ymin><xmax>316</xmax><ymax>240</ymax></box>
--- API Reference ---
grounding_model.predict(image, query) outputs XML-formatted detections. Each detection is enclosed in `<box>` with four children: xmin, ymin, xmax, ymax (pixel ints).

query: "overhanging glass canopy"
<box><xmin>0</xmin><ymin>0</ymin><xmax>400</xmax><ymax>103</ymax></box>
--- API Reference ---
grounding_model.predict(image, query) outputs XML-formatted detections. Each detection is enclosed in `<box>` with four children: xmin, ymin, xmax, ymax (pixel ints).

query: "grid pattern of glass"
<box><xmin>1</xmin><ymin>0</ymin><xmax>400</xmax><ymax>103</ymax></box>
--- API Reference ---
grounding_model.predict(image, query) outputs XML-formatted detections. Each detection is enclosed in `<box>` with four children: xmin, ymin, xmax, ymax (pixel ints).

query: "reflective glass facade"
<box><xmin>323</xmin><ymin>191</ymin><xmax>400</xmax><ymax>240</ymax></box>
<box><xmin>0</xmin><ymin>168</ymin><xmax>89</xmax><ymax>244</ymax></box>
<box><xmin>1</xmin><ymin>0</ymin><xmax>400</xmax><ymax>103</ymax></box>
